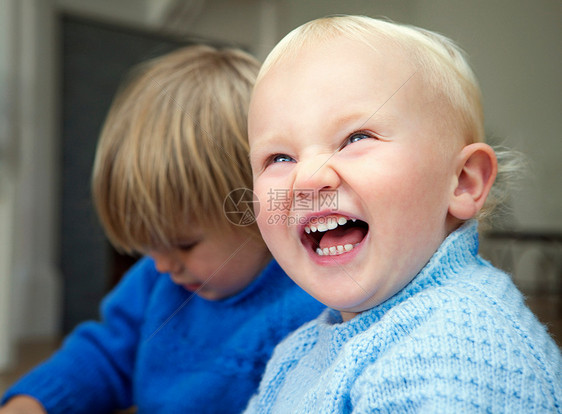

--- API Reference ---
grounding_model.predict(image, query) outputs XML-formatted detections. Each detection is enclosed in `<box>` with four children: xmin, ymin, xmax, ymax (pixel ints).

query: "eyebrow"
<box><xmin>249</xmin><ymin>136</ymin><xmax>282</xmax><ymax>161</ymax></box>
<box><xmin>346</xmin><ymin>110</ymin><xmax>397</xmax><ymax>128</ymax></box>
<box><xmin>250</xmin><ymin>130</ymin><xmax>280</xmax><ymax>147</ymax></box>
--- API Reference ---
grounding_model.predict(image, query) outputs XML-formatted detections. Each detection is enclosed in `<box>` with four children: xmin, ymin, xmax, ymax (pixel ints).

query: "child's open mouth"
<box><xmin>302</xmin><ymin>215</ymin><xmax>369</xmax><ymax>256</ymax></box>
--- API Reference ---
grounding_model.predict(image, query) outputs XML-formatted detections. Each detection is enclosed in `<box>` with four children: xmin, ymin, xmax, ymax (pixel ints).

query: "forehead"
<box><xmin>255</xmin><ymin>36</ymin><xmax>412</xmax><ymax>96</ymax></box>
<box><xmin>249</xmin><ymin>35</ymin><xmax>424</xmax><ymax>139</ymax></box>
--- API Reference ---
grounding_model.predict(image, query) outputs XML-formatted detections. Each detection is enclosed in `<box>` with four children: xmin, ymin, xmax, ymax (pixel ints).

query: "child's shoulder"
<box><xmin>383</xmin><ymin>262</ymin><xmax>556</xmax><ymax>360</ymax></box>
<box><xmin>427</xmin><ymin>257</ymin><xmax>555</xmax><ymax>353</ymax></box>
<box><xmin>345</xmin><ymin>268</ymin><xmax>562</xmax><ymax>410</ymax></box>
<box><xmin>349</xmin><ymin>263</ymin><xmax>560</xmax><ymax>394</ymax></box>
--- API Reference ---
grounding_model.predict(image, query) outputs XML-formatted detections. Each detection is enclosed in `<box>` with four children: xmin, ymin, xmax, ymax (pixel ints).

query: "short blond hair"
<box><xmin>92</xmin><ymin>45</ymin><xmax>260</xmax><ymax>254</ymax></box>
<box><xmin>257</xmin><ymin>15</ymin><xmax>521</xmax><ymax>223</ymax></box>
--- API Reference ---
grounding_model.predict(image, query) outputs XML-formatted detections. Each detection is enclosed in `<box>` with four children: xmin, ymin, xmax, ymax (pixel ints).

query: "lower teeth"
<box><xmin>315</xmin><ymin>243</ymin><xmax>355</xmax><ymax>256</ymax></box>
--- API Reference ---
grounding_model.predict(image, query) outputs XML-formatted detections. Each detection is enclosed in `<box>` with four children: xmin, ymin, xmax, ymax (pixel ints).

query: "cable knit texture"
<box><xmin>244</xmin><ymin>221</ymin><xmax>562</xmax><ymax>413</ymax></box>
<box><xmin>2</xmin><ymin>259</ymin><xmax>325</xmax><ymax>413</ymax></box>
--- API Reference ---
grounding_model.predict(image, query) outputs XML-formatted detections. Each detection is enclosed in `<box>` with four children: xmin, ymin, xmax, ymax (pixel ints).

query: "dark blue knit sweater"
<box><xmin>2</xmin><ymin>258</ymin><xmax>325</xmax><ymax>413</ymax></box>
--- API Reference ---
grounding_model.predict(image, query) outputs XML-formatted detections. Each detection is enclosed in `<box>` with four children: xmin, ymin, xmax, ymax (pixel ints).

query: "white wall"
<box><xmin>13</xmin><ymin>0</ymin><xmax>61</xmax><ymax>340</ymax></box>
<box><xmin>0</xmin><ymin>0</ymin><xmax>18</xmax><ymax>371</ymax></box>
<box><xmin>0</xmin><ymin>0</ymin><xmax>60</xmax><ymax>370</ymax></box>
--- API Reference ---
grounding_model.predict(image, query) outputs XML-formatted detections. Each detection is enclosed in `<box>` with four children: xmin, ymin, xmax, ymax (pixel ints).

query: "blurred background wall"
<box><xmin>0</xmin><ymin>0</ymin><xmax>560</xmax><ymax>370</ymax></box>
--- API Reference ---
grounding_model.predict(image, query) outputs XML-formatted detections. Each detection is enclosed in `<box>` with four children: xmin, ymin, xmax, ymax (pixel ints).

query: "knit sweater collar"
<box><xmin>316</xmin><ymin>220</ymin><xmax>479</xmax><ymax>340</ymax></box>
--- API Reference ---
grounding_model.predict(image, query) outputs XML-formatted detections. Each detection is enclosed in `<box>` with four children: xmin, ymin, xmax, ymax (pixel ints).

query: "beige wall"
<box><xmin>413</xmin><ymin>0</ymin><xmax>562</xmax><ymax>230</ymax></box>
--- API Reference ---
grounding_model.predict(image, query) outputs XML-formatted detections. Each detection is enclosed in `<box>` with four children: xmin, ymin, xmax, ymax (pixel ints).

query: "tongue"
<box><xmin>319</xmin><ymin>226</ymin><xmax>367</xmax><ymax>249</ymax></box>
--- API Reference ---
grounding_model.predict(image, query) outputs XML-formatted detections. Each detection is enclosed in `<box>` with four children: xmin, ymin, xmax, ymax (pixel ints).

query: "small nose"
<box><xmin>293</xmin><ymin>154</ymin><xmax>341</xmax><ymax>197</ymax></box>
<box><xmin>151</xmin><ymin>251</ymin><xmax>183</xmax><ymax>274</ymax></box>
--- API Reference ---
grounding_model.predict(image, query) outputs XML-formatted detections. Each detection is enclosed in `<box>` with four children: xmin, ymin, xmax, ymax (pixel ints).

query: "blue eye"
<box><xmin>272</xmin><ymin>154</ymin><xmax>295</xmax><ymax>163</ymax></box>
<box><xmin>339</xmin><ymin>131</ymin><xmax>378</xmax><ymax>151</ymax></box>
<box><xmin>348</xmin><ymin>132</ymin><xmax>372</xmax><ymax>144</ymax></box>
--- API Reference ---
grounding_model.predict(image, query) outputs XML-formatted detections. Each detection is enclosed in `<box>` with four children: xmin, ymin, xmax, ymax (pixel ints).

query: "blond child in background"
<box><xmin>1</xmin><ymin>45</ymin><xmax>324</xmax><ymax>414</ymax></box>
<box><xmin>244</xmin><ymin>16</ymin><xmax>561</xmax><ymax>413</ymax></box>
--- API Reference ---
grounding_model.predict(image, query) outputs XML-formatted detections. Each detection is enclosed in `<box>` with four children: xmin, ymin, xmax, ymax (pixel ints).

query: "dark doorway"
<box><xmin>60</xmin><ymin>15</ymin><xmax>194</xmax><ymax>333</ymax></box>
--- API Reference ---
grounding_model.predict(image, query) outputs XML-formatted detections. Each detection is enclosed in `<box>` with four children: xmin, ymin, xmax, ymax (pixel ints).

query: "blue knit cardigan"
<box><xmin>2</xmin><ymin>258</ymin><xmax>325</xmax><ymax>413</ymax></box>
<box><xmin>245</xmin><ymin>221</ymin><xmax>561</xmax><ymax>413</ymax></box>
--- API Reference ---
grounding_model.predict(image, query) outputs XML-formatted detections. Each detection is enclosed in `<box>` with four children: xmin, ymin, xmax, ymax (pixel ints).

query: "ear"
<box><xmin>448</xmin><ymin>143</ymin><xmax>498</xmax><ymax>220</ymax></box>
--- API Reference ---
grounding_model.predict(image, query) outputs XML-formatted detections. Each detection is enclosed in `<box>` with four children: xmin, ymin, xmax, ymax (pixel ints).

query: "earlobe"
<box><xmin>448</xmin><ymin>143</ymin><xmax>498</xmax><ymax>220</ymax></box>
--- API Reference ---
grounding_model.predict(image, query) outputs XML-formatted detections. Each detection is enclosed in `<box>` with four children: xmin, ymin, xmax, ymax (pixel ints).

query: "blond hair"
<box><xmin>257</xmin><ymin>15</ymin><xmax>522</xmax><ymax>223</ymax></box>
<box><xmin>92</xmin><ymin>45</ymin><xmax>260</xmax><ymax>254</ymax></box>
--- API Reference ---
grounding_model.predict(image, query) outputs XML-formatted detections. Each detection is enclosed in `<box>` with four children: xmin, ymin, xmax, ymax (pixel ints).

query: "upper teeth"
<box><xmin>304</xmin><ymin>216</ymin><xmax>353</xmax><ymax>234</ymax></box>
